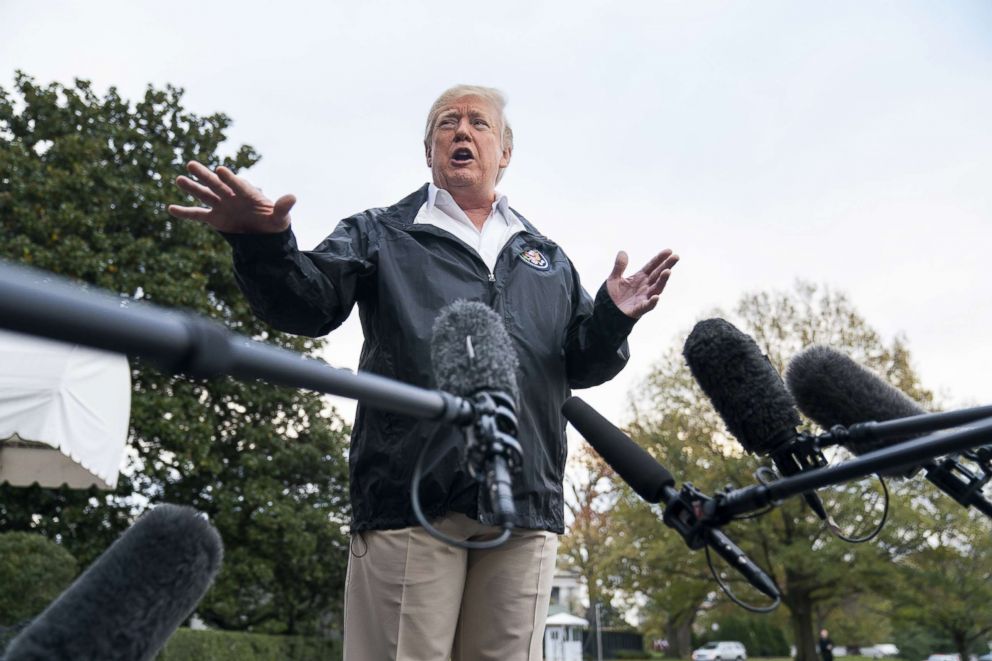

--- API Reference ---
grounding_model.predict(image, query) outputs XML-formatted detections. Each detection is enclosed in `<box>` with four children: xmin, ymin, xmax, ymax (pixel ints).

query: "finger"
<box><xmin>610</xmin><ymin>251</ymin><xmax>629</xmax><ymax>280</ymax></box>
<box><xmin>216</xmin><ymin>165</ymin><xmax>261</xmax><ymax>199</ymax></box>
<box><xmin>639</xmin><ymin>294</ymin><xmax>661</xmax><ymax>315</ymax></box>
<box><xmin>645</xmin><ymin>254</ymin><xmax>679</xmax><ymax>286</ymax></box>
<box><xmin>626</xmin><ymin>295</ymin><xmax>660</xmax><ymax>320</ymax></box>
<box><xmin>176</xmin><ymin>175</ymin><xmax>222</xmax><ymax>206</ymax></box>
<box><xmin>637</xmin><ymin>249</ymin><xmax>674</xmax><ymax>275</ymax></box>
<box><xmin>273</xmin><ymin>194</ymin><xmax>297</xmax><ymax>220</ymax></box>
<box><xmin>167</xmin><ymin>204</ymin><xmax>213</xmax><ymax>222</ymax></box>
<box><xmin>186</xmin><ymin>161</ymin><xmax>235</xmax><ymax>198</ymax></box>
<box><xmin>646</xmin><ymin>269</ymin><xmax>673</xmax><ymax>294</ymax></box>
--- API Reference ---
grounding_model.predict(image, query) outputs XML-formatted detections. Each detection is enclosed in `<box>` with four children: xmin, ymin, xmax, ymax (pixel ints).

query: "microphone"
<box><xmin>682</xmin><ymin>318</ymin><xmax>828</xmax><ymax>520</ymax></box>
<box><xmin>431</xmin><ymin>300</ymin><xmax>521</xmax><ymax>528</ymax></box>
<box><xmin>786</xmin><ymin>346</ymin><xmax>992</xmax><ymax>515</ymax></box>
<box><xmin>560</xmin><ymin>396</ymin><xmax>674</xmax><ymax>502</ymax></box>
<box><xmin>786</xmin><ymin>346</ymin><xmax>924</xmax><ymax>460</ymax></box>
<box><xmin>562</xmin><ymin>396</ymin><xmax>780</xmax><ymax>601</ymax></box>
<box><xmin>4</xmin><ymin>504</ymin><xmax>223</xmax><ymax>661</ymax></box>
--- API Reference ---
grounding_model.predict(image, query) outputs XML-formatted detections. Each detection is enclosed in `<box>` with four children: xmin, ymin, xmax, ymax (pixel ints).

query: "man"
<box><xmin>168</xmin><ymin>85</ymin><xmax>678</xmax><ymax>660</ymax></box>
<box><xmin>819</xmin><ymin>629</ymin><xmax>834</xmax><ymax>661</ymax></box>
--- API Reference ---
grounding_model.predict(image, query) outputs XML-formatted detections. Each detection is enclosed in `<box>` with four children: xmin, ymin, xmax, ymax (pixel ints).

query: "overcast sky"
<box><xmin>3</xmin><ymin>1</ymin><xmax>990</xmax><ymax>438</ymax></box>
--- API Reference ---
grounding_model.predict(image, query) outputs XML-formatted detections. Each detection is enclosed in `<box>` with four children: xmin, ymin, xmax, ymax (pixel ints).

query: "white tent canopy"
<box><xmin>0</xmin><ymin>329</ymin><xmax>131</xmax><ymax>490</ymax></box>
<box><xmin>545</xmin><ymin>613</ymin><xmax>589</xmax><ymax>627</ymax></box>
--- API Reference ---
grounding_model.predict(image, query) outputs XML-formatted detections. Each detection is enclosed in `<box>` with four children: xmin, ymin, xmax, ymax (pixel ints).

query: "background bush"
<box><xmin>158</xmin><ymin>628</ymin><xmax>340</xmax><ymax>660</ymax></box>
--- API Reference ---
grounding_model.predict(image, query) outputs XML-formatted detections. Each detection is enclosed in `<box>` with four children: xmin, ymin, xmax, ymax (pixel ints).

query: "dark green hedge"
<box><xmin>158</xmin><ymin>628</ymin><xmax>341</xmax><ymax>660</ymax></box>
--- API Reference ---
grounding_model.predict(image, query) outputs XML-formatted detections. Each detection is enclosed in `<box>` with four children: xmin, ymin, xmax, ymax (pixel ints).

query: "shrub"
<box><xmin>0</xmin><ymin>532</ymin><xmax>78</xmax><ymax>626</ymax></box>
<box><xmin>158</xmin><ymin>628</ymin><xmax>341</xmax><ymax>660</ymax></box>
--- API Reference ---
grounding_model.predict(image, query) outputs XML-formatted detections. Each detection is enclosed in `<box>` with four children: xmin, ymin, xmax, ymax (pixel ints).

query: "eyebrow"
<box><xmin>437</xmin><ymin>109</ymin><xmax>494</xmax><ymax>123</ymax></box>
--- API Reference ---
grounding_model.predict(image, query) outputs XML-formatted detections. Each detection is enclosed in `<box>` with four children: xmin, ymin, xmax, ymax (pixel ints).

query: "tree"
<box><xmin>559</xmin><ymin>447</ymin><xmax>623</xmax><ymax>613</ymax></box>
<box><xmin>614</xmin><ymin>282</ymin><xmax>935</xmax><ymax>660</ymax></box>
<box><xmin>0</xmin><ymin>532</ymin><xmax>78</xmax><ymax>626</ymax></box>
<box><xmin>889</xmin><ymin>503</ymin><xmax>992</xmax><ymax>660</ymax></box>
<box><xmin>0</xmin><ymin>73</ymin><xmax>351</xmax><ymax>634</ymax></box>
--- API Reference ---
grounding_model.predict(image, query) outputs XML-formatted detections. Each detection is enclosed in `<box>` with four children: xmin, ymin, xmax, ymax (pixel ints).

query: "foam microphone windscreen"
<box><xmin>785</xmin><ymin>345</ymin><xmax>925</xmax><ymax>454</ymax></box>
<box><xmin>562</xmin><ymin>397</ymin><xmax>674</xmax><ymax>503</ymax></box>
<box><xmin>4</xmin><ymin>504</ymin><xmax>223</xmax><ymax>661</ymax></box>
<box><xmin>430</xmin><ymin>300</ymin><xmax>519</xmax><ymax>402</ymax></box>
<box><xmin>683</xmin><ymin>318</ymin><xmax>801</xmax><ymax>454</ymax></box>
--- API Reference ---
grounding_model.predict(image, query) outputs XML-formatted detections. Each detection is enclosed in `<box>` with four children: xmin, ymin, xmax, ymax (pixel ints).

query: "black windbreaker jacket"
<box><xmin>224</xmin><ymin>184</ymin><xmax>635</xmax><ymax>533</ymax></box>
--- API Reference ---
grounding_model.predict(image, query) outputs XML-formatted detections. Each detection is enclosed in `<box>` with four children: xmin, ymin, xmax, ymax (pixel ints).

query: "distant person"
<box><xmin>819</xmin><ymin>629</ymin><xmax>834</xmax><ymax>661</ymax></box>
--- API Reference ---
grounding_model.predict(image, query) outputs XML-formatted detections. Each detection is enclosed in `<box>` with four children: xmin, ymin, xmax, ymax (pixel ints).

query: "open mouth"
<box><xmin>451</xmin><ymin>148</ymin><xmax>474</xmax><ymax>162</ymax></box>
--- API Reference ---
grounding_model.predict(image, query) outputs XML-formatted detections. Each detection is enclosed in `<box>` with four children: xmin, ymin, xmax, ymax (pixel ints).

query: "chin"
<box><xmin>442</xmin><ymin>172</ymin><xmax>481</xmax><ymax>188</ymax></box>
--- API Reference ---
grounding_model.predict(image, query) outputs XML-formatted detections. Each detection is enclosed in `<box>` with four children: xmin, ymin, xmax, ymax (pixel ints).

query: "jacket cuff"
<box><xmin>221</xmin><ymin>227</ymin><xmax>298</xmax><ymax>262</ymax></box>
<box><xmin>593</xmin><ymin>282</ymin><xmax>637</xmax><ymax>345</ymax></box>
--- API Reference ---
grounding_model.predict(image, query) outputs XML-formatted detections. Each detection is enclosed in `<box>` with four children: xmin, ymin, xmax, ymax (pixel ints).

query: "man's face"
<box><xmin>426</xmin><ymin>95</ymin><xmax>510</xmax><ymax>195</ymax></box>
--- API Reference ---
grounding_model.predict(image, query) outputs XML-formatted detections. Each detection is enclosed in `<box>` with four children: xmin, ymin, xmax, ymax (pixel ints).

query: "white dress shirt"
<box><xmin>413</xmin><ymin>183</ymin><xmax>526</xmax><ymax>274</ymax></box>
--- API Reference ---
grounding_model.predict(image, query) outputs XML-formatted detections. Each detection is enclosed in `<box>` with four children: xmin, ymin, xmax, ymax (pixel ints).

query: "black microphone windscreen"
<box><xmin>431</xmin><ymin>300</ymin><xmax>519</xmax><ymax>402</ymax></box>
<box><xmin>785</xmin><ymin>346</ymin><xmax>925</xmax><ymax>454</ymax></box>
<box><xmin>683</xmin><ymin>318</ymin><xmax>801</xmax><ymax>454</ymax></box>
<box><xmin>562</xmin><ymin>397</ymin><xmax>674</xmax><ymax>504</ymax></box>
<box><xmin>5</xmin><ymin>504</ymin><xmax>223</xmax><ymax>661</ymax></box>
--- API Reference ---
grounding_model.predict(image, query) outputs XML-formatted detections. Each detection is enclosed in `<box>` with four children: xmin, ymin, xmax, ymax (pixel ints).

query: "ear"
<box><xmin>424</xmin><ymin>142</ymin><xmax>432</xmax><ymax>167</ymax></box>
<box><xmin>499</xmin><ymin>143</ymin><xmax>512</xmax><ymax>169</ymax></box>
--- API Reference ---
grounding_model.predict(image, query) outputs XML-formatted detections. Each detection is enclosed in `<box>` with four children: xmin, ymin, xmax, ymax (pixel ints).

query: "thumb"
<box><xmin>273</xmin><ymin>194</ymin><xmax>297</xmax><ymax>222</ymax></box>
<box><xmin>609</xmin><ymin>250</ymin><xmax>628</xmax><ymax>281</ymax></box>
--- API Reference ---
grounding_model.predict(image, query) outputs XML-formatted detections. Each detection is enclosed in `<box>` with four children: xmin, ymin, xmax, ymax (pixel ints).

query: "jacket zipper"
<box><xmin>406</xmin><ymin>224</ymin><xmax>521</xmax><ymax>288</ymax></box>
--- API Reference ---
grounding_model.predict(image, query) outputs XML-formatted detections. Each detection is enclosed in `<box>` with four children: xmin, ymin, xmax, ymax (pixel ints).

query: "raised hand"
<box><xmin>606</xmin><ymin>249</ymin><xmax>679</xmax><ymax>319</ymax></box>
<box><xmin>167</xmin><ymin>161</ymin><xmax>296</xmax><ymax>234</ymax></box>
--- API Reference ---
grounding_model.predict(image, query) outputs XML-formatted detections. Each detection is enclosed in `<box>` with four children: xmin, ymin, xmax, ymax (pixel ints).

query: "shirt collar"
<box><xmin>428</xmin><ymin>183</ymin><xmax>510</xmax><ymax>225</ymax></box>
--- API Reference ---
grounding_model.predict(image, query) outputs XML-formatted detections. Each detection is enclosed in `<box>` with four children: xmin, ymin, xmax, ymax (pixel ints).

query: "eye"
<box><xmin>438</xmin><ymin>117</ymin><xmax>457</xmax><ymax>128</ymax></box>
<box><xmin>473</xmin><ymin>119</ymin><xmax>490</xmax><ymax>129</ymax></box>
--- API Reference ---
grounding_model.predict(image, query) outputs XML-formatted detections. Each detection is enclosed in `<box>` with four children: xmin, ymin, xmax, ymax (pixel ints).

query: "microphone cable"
<box><xmin>410</xmin><ymin>431</ymin><xmax>511</xmax><ymax>550</ymax></box>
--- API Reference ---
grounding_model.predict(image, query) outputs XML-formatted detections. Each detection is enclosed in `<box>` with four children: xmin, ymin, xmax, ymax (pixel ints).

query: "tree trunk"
<box><xmin>952</xmin><ymin>631</ymin><xmax>968</xmax><ymax>661</ymax></box>
<box><xmin>667</xmin><ymin>611</ymin><xmax>695</xmax><ymax>659</ymax></box>
<box><xmin>788</xmin><ymin>588</ymin><xmax>817</xmax><ymax>661</ymax></box>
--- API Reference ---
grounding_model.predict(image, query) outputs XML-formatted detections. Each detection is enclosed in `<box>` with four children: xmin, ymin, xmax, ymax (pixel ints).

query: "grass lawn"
<box><xmin>612</xmin><ymin>654</ymin><xmax>903</xmax><ymax>661</ymax></box>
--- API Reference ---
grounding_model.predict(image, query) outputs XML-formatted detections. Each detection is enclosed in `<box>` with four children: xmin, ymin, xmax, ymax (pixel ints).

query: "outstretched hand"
<box><xmin>606</xmin><ymin>249</ymin><xmax>679</xmax><ymax>319</ymax></box>
<box><xmin>167</xmin><ymin>161</ymin><xmax>296</xmax><ymax>234</ymax></box>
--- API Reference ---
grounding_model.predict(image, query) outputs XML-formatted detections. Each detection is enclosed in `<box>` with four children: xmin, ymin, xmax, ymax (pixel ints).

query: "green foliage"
<box><xmin>888</xmin><ymin>510</ymin><xmax>992</xmax><ymax>659</ymax></box>
<box><xmin>892</xmin><ymin>624</ymin><xmax>958</xmax><ymax>661</ymax></box>
<box><xmin>0</xmin><ymin>73</ymin><xmax>351</xmax><ymax>634</ymax></box>
<box><xmin>158</xmin><ymin>628</ymin><xmax>340</xmax><ymax>660</ymax></box>
<box><xmin>0</xmin><ymin>531</ymin><xmax>78</xmax><ymax>625</ymax></box>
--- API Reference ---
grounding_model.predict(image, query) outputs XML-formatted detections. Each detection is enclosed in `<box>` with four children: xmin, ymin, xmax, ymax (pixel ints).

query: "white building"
<box><xmin>544</xmin><ymin>569</ymin><xmax>588</xmax><ymax>661</ymax></box>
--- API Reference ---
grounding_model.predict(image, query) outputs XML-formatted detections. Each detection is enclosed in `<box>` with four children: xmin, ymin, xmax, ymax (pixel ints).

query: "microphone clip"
<box><xmin>662</xmin><ymin>483</ymin><xmax>716</xmax><ymax>551</ymax></box>
<box><xmin>926</xmin><ymin>455</ymin><xmax>992</xmax><ymax>508</ymax></box>
<box><xmin>463</xmin><ymin>391</ymin><xmax>523</xmax><ymax>484</ymax></box>
<box><xmin>769</xmin><ymin>432</ymin><xmax>829</xmax><ymax>474</ymax></box>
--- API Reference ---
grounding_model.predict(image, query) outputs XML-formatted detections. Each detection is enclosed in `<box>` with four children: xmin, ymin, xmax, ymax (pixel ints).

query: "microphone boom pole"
<box><xmin>717</xmin><ymin>417</ymin><xmax>992</xmax><ymax>519</ymax></box>
<box><xmin>0</xmin><ymin>260</ymin><xmax>471</xmax><ymax>424</ymax></box>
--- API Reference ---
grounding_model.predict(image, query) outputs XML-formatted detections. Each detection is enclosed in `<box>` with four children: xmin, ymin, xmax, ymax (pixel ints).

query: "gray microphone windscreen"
<box><xmin>683</xmin><ymin>318</ymin><xmax>801</xmax><ymax>454</ymax></box>
<box><xmin>5</xmin><ymin>504</ymin><xmax>223</xmax><ymax>661</ymax></box>
<box><xmin>785</xmin><ymin>345</ymin><xmax>925</xmax><ymax>454</ymax></box>
<box><xmin>431</xmin><ymin>300</ymin><xmax>519</xmax><ymax>402</ymax></box>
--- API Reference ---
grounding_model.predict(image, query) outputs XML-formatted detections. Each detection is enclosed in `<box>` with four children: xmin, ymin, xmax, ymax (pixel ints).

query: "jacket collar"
<box><xmin>380</xmin><ymin>183</ymin><xmax>548</xmax><ymax>241</ymax></box>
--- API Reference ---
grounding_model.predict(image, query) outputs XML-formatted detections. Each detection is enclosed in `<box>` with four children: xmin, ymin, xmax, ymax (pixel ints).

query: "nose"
<box><xmin>454</xmin><ymin>117</ymin><xmax>472</xmax><ymax>142</ymax></box>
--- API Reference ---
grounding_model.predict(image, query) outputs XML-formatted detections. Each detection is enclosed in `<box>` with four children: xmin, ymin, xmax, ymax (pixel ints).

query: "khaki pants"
<box><xmin>343</xmin><ymin>513</ymin><xmax>559</xmax><ymax>661</ymax></box>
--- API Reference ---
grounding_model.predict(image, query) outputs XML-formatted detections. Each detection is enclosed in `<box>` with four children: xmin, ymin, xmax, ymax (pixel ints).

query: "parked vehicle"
<box><xmin>864</xmin><ymin>645</ymin><xmax>901</xmax><ymax>658</ymax></box>
<box><xmin>692</xmin><ymin>641</ymin><xmax>748</xmax><ymax>661</ymax></box>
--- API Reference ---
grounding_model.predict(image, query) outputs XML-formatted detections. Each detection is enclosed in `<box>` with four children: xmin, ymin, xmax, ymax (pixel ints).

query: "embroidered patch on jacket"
<box><xmin>519</xmin><ymin>249</ymin><xmax>550</xmax><ymax>270</ymax></box>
